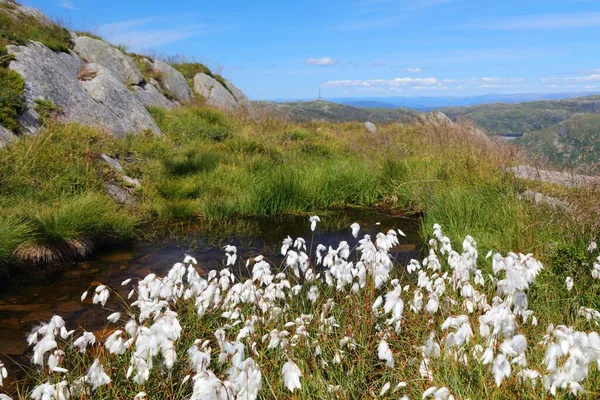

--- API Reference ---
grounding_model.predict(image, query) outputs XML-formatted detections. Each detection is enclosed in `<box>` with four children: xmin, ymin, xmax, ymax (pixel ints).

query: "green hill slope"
<box><xmin>440</xmin><ymin>95</ymin><xmax>600</xmax><ymax>137</ymax></box>
<box><xmin>516</xmin><ymin>113</ymin><xmax>600</xmax><ymax>172</ymax></box>
<box><xmin>255</xmin><ymin>100</ymin><xmax>418</xmax><ymax>123</ymax></box>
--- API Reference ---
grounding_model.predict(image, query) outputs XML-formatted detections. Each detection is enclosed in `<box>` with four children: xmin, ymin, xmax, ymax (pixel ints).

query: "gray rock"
<box><xmin>105</xmin><ymin>183</ymin><xmax>136</xmax><ymax>205</ymax></box>
<box><xmin>79</xmin><ymin>63</ymin><xmax>161</xmax><ymax>136</ymax></box>
<box><xmin>132</xmin><ymin>82</ymin><xmax>176</xmax><ymax>109</ymax></box>
<box><xmin>0</xmin><ymin>125</ymin><xmax>16</xmax><ymax>148</ymax></box>
<box><xmin>364</xmin><ymin>121</ymin><xmax>377</xmax><ymax>134</ymax></box>
<box><xmin>193</xmin><ymin>73</ymin><xmax>238</xmax><ymax>110</ymax></box>
<box><xmin>122</xmin><ymin>175</ymin><xmax>141</xmax><ymax>188</ymax></box>
<box><xmin>418</xmin><ymin>112</ymin><xmax>454</xmax><ymax>127</ymax></box>
<box><xmin>7</xmin><ymin>42</ymin><xmax>113</xmax><ymax>134</ymax></box>
<box><xmin>152</xmin><ymin>60</ymin><xmax>192</xmax><ymax>103</ymax></box>
<box><xmin>521</xmin><ymin>190</ymin><xmax>569</xmax><ymax>209</ymax></box>
<box><xmin>73</xmin><ymin>36</ymin><xmax>143</xmax><ymax>85</ymax></box>
<box><xmin>224</xmin><ymin>79</ymin><xmax>249</xmax><ymax>105</ymax></box>
<box><xmin>509</xmin><ymin>165</ymin><xmax>600</xmax><ymax>188</ymax></box>
<box><xmin>100</xmin><ymin>153</ymin><xmax>124</xmax><ymax>173</ymax></box>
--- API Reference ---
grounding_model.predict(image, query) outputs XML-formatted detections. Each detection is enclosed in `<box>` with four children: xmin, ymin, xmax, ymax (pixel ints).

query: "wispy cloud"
<box><xmin>403</xmin><ymin>67</ymin><xmax>422</xmax><ymax>73</ymax></box>
<box><xmin>98</xmin><ymin>18</ymin><xmax>232</xmax><ymax>49</ymax></box>
<box><xmin>470</xmin><ymin>12</ymin><xmax>600</xmax><ymax>30</ymax></box>
<box><xmin>542</xmin><ymin>74</ymin><xmax>600</xmax><ymax>82</ymax></box>
<box><xmin>61</xmin><ymin>0</ymin><xmax>75</xmax><ymax>10</ymax></box>
<box><xmin>322</xmin><ymin>75</ymin><xmax>526</xmax><ymax>93</ymax></box>
<box><xmin>305</xmin><ymin>57</ymin><xmax>338</xmax><ymax>66</ymax></box>
<box><xmin>337</xmin><ymin>0</ymin><xmax>460</xmax><ymax>30</ymax></box>
<box><xmin>323</xmin><ymin>76</ymin><xmax>440</xmax><ymax>87</ymax></box>
<box><xmin>372</xmin><ymin>61</ymin><xmax>387</xmax><ymax>67</ymax></box>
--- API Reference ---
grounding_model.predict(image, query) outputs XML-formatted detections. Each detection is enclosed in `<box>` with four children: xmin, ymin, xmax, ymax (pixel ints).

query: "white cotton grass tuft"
<box><xmin>565</xmin><ymin>276</ymin><xmax>574</xmax><ymax>291</ymax></box>
<box><xmin>282</xmin><ymin>360</ymin><xmax>302</xmax><ymax>392</ymax></box>
<box><xmin>351</xmin><ymin>222</ymin><xmax>360</xmax><ymax>238</ymax></box>
<box><xmin>12</xmin><ymin>219</ymin><xmax>600</xmax><ymax>398</ymax></box>
<box><xmin>87</xmin><ymin>359</ymin><xmax>111</xmax><ymax>390</ymax></box>
<box><xmin>0</xmin><ymin>361</ymin><xmax>7</xmax><ymax>387</ymax></box>
<box><xmin>309</xmin><ymin>215</ymin><xmax>320</xmax><ymax>232</ymax></box>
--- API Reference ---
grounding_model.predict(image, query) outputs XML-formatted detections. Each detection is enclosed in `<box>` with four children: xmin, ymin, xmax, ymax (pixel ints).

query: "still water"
<box><xmin>0</xmin><ymin>209</ymin><xmax>421</xmax><ymax>368</ymax></box>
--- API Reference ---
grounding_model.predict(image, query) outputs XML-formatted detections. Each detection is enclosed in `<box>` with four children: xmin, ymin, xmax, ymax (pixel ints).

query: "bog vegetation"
<box><xmin>1</xmin><ymin>218</ymin><xmax>600</xmax><ymax>399</ymax></box>
<box><xmin>0</xmin><ymin>72</ymin><xmax>599</xmax><ymax>400</ymax></box>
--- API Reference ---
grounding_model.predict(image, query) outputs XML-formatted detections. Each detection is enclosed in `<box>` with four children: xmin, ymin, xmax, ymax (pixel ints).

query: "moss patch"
<box><xmin>0</xmin><ymin>68</ymin><xmax>25</xmax><ymax>131</ymax></box>
<box><xmin>34</xmin><ymin>98</ymin><xmax>62</xmax><ymax>124</ymax></box>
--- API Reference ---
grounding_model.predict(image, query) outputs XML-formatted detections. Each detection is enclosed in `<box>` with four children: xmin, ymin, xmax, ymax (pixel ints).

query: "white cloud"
<box><xmin>305</xmin><ymin>57</ymin><xmax>338</xmax><ymax>66</ymax></box>
<box><xmin>403</xmin><ymin>67</ymin><xmax>422</xmax><ymax>73</ymax></box>
<box><xmin>61</xmin><ymin>0</ymin><xmax>75</xmax><ymax>10</ymax></box>
<box><xmin>471</xmin><ymin>12</ymin><xmax>600</xmax><ymax>30</ymax></box>
<box><xmin>322</xmin><ymin>75</ymin><xmax>529</xmax><ymax>94</ymax></box>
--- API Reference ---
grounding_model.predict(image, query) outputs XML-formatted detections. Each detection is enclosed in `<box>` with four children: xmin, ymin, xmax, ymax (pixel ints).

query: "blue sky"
<box><xmin>23</xmin><ymin>0</ymin><xmax>600</xmax><ymax>100</ymax></box>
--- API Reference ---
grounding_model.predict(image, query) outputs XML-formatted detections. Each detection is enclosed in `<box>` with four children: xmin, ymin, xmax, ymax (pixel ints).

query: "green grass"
<box><xmin>0</xmin><ymin>67</ymin><xmax>25</xmax><ymax>131</ymax></box>
<box><xmin>0</xmin><ymin>101</ymin><xmax>598</xmax><ymax>283</ymax></box>
<box><xmin>169</xmin><ymin>62</ymin><xmax>232</xmax><ymax>95</ymax></box>
<box><xmin>0</xmin><ymin>3</ymin><xmax>72</xmax><ymax>53</ymax></box>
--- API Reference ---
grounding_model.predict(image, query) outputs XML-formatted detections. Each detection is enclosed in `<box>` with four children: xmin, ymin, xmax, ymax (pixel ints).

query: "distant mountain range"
<box><xmin>270</xmin><ymin>92</ymin><xmax>599</xmax><ymax>111</ymax></box>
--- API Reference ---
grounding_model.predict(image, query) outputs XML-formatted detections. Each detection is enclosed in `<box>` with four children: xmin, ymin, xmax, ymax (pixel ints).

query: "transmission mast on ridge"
<box><xmin>318</xmin><ymin>84</ymin><xmax>322</xmax><ymax>100</ymax></box>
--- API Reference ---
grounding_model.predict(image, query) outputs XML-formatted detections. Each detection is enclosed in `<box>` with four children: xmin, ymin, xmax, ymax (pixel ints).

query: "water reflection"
<box><xmin>0</xmin><ymin>209</ymin><xmax>421</xmax><ymax>362</ymax></box>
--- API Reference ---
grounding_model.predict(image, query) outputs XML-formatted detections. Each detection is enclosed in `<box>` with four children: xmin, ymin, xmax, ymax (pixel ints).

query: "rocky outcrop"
<box><xmin>152</xmin><ymin>60</ymin><xmax>192</xmax><ymax>103</ymax></box>
<box><xmin>418</xmin><ymin>111</ymin><xmax>454</xmax><ymax>127</ymax></box>
<box><xmin>418</xmin><ymin>111</ymin><xmax>488</xmax><ymax>140</ymax></box>
<box><xmin>79</xmin><ymin>63</ymin><xmax>160</xmax><ymax>135</ymax></box>
<box><xmin>7</xmin><ymin>42</ymin><xmax>160</xmax><ymax>136</ymax></box>
<box><xmin>0</xmin><ymin>124</ymin><xmax>16</xmax><ymax>147</ymax></box>
<box><xmin>521</xmin><ymin>190</ymin><xmax>569</xmax><ymax>209</ymax></box>
<box><xmin>73</xmin><ymin>36</ymin><xmax>143</xmax><ymax>85</ymax></box>
<box><xmin>509</xmin><ymin>165</ymin><xmax>600</xmax><ymax>188</ymax></box>
<box><xmin>132</xmin><ymin>82</ymin><xmax>176</xmax><ymax>110</ymax></box>
<box><xmin>224</xmin><ymin>79</ymin><xmax>250</xmax><ymax>107</ymax></box>
<box><xmin>0</xmin><ymin>1</ymin><xmax>250</xmax><ymax>140</ymax></box>
<box><xmin>193</xmin><ymin>73</ymin><xmax>238</xmax><ymax>110</ymax></box>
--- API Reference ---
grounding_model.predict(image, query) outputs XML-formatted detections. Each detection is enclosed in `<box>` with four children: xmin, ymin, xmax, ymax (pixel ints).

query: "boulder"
<box><xmin>364</xmin><ymin>121</ymin><xmax>377</xmax><ymax>134</ymax></box>
<box><xmin>509</xmin><ymin>165</ymin><xmax>600</xmax><ymax>188</ymax></box>
<box><xmin>418</xmin><ymin>112</ymin><xmax>454</xmax><ymax>127</ymax></box>
<box><xmin>77</xmin><ymin>63</ymin><xmax>161</xmax><ymax>135</ymax></box>
<box><xmin>193</xmin><ymin>73</ymin><xmax>238</xmax><ymax>110</ymax></box>
<box><xmin>100</xmin><ymin>153</ymin><xmax>125</xmax><ymax>173</ymax></box>
<box><xmin>0</xmin><ymin>125</ymin><xmax>16</xmax><ymax>147</ymax></box>
<box><xmin>152</xmin><ymin>60</ymin><xmax>192</xmax><ymax>103</ymax></box>
<box><xmin>7</xmin><ymin>41</ymin><xmax>113</xmax><ymax>134</ymax></box>
<box><xmin>105</xmin><ymin>183</ymin><xmax>136</xmax><ymax>205</ymax></box>
<box><xmin>132</xmin><ymin>82</ymin><xmax>176</xmax><ymax>109</ymax></box>
<box><xmin>73</xmin><ymin>36</ymin><xmax>143</xmax><ymax>85</ymax></box>
<box><xmin>224</xmin><ymin>79</ymin><xmax>249</xmax><ymax>105</ymax></box>
<box><xmin>521</xmin><ymin>190</ymin><xmax>569</xmax><ymax>209</ymax></box>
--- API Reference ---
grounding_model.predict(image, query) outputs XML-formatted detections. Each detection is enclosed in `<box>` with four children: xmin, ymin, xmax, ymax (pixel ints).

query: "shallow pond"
<box><xmin>0</xmin><ymin>208</ymin><xmax>421</xmax><ymax>373</ymax></box>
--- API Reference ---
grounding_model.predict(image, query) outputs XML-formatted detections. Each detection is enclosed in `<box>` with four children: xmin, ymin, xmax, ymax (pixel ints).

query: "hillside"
<box><xmin>440</xmin><ymin>95</ymin><xmax>600</xmax><ymax>137</ymax></box>
<box><xmin>0</xmin><ymin>0</ymin><xmax>249</xmax><ymax>144</ymax></box>
<box><xmin>255</xmin><ymin>100</ymin><xmax>418</xmax><ymax>123</ymax></box>
<box><xmin>516</xmin><ymin>113</ymin><xmax>600</xmax><ymax>172</ymax></box>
